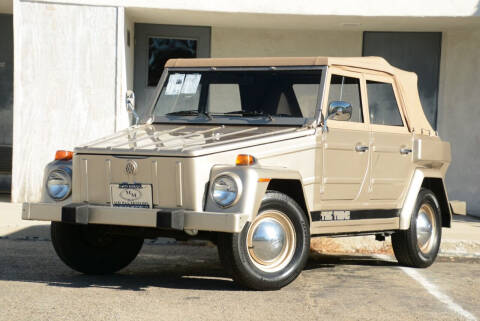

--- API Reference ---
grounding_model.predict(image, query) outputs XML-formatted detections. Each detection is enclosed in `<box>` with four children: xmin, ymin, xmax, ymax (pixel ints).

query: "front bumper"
<box><xmin>22</xmin><ymin>202</ymin><xmax>249</xmax><ymax>233</ymax></box>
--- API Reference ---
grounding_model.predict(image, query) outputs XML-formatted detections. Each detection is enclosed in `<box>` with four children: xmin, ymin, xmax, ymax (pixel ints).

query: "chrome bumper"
<box><xmin>22</xmin><ymin>202</ymin><xmax>249</xmax><ymax>233</ymax></box>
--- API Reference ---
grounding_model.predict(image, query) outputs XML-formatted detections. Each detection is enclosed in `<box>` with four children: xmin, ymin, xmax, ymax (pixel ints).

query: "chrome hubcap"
<box><xmin>416</xmin><ymin>203</ymin><xmax>436</xmax><ymax>254</ymax></box>
<box><xmin>247</xmin><ymin>210</ymin><xmax>296</xmax><ymax>273</ymax></box>
<box><xmin>250</xmin><ymin>218</ymin><xmax>286</xmax><ymax>261</ymax></box>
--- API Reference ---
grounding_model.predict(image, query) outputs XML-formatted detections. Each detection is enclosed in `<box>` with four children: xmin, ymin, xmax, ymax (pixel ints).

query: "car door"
<box><xmin>319</xmin><ymin>69</ymin><xmax>371</xmax><ymax>209</ymax></box>
<box><xmin>365</xmin><ymin>74</ymin><xmax>414</xmax><ymax>206</ymax></box>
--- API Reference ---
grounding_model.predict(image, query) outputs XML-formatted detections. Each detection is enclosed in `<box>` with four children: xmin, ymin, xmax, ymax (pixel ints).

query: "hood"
<box><xmin>75</xmin><ymin>124</ymin><xmax>313</xmax><ymax>157</ymax></box>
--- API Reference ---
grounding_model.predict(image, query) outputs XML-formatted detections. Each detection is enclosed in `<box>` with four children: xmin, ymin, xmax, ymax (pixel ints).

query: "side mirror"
<box><xmin>125</xmin><ymin>90</ymin><xmax>139</xmax><ymax>125</ymax></box>
<box><xmin>328</xmin><ymin>101</ymin><xmax>352</xmax><ymax>121</ymax></box>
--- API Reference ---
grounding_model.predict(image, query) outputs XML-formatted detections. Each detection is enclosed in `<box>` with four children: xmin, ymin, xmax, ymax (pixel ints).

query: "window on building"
<box><xmin>327</xmin><ymin>75</ymin><xmax>363</xmax><ymax>122</ymax></box>
<box><xmin>147</xmin><ymin>38</ymin><xmax>197</xmax><ymax>87</ymax></box>
<box><xmin>367</xmin><ymin>80</ymin><xmax>403</xmax><ymax>126</ymax></box>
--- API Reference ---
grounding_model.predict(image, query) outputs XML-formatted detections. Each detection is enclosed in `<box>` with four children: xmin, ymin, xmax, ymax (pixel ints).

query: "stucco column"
<box><xmin>12</xmin><ymin>1</ymin><xmax>122</xmax><ymax>202</ymax></box>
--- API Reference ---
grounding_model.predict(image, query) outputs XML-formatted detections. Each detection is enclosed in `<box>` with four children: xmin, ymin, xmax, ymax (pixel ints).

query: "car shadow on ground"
<box><xmin>0</xmin><ymin>234</ymin><xmax>240</xmax><ymax>292</ymax></box>
<box><xmin>41</xmin><ymin>255</ymin><xmax>396</xmax><ymax>292</ymax></box>
<box><xmin>0</xmin><ymin>233</ymin><xmax>401</xmax><ymax>293</ymax></box>
<box><xmin>43</xmin><ymin>271</ymin><xmax>239</xmax><ymax>292</ymax></box>
<box><xmin>305</xmin><ymin>252</ymin><xmax>398</xmax><ymax>271</ymax></box>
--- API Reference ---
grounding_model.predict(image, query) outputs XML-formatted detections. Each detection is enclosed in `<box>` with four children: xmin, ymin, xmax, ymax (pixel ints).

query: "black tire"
<box><xmin>392</xmin><ymin>188</ymin><xmax>442</xmax><ymax>268</ymax></box>
<box><xmin>217</xmin><ymin>191</ymin><xmax>310</xmax><ymax>290</ymax></box>
<box><xmin>51</xmin><ymin>222</ymin><xmax>144</xmax><ymax>274</ymax></box>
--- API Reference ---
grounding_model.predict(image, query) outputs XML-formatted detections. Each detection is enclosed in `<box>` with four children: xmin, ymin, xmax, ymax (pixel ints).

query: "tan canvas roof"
<box><xmin>165</xmin><ymin>56</ymin><xmax>392</xmax><ymax>69</ymax></box>
<box><xmin>165</xmin><ymin>57</ymin><xmax>434</xmax><ymax>135</ymax></box>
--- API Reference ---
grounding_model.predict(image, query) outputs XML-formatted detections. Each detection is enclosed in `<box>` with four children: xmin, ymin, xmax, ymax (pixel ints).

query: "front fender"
<box><xmin>206</xmin><ymin>165</ymin><xmax>303</xmax><ymax>222</ymax></box>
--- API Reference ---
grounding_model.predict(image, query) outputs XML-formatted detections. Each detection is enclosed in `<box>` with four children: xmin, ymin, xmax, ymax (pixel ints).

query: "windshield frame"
<box><xmin>145</xmin><ymin>65</ymin><xmax>327</xmax><ymax>127</ymax></box>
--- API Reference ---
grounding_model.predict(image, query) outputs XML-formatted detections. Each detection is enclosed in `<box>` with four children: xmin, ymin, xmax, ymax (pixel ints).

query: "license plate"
<box><xmin>110</xmin><ymin>183</ymin><xmax>153</xmax><ymax>208</ymax></box>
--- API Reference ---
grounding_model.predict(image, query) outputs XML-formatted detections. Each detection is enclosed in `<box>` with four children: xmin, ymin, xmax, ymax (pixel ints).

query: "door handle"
<box><xmin>355</xmin><ymin>144</ymin><xmax>369</xmax><ymax>152</ymax></box>
<box><xmin>400</xmin><ymin>147</ymin><xmax>412</xmax><ymax>155</ymax></box>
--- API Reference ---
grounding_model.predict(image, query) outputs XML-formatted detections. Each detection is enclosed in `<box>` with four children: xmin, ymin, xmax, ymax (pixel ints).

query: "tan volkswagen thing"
<box><xmin>23</xmin><ymin>57</ymin><xmax>452</xmax><ymax>290</ymax></box>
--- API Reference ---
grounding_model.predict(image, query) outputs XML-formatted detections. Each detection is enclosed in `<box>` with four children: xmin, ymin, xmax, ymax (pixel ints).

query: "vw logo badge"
<box><xmin>125</xmin><ymin>160</ymin><xmax>138</xmax><ymax>176</ymax></box>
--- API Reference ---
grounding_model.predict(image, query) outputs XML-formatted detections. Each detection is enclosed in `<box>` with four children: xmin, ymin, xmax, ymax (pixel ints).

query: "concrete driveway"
<box><xmin>0</xmin><ymin>239</ymin><xmax>478</xmax><ymax>321</ymax></box>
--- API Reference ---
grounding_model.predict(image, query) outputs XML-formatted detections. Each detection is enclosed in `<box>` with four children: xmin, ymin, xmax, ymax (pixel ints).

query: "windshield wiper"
<box><xmin>166</xmin><ymin>110</ymin><xmax>212</xmax><ymax>120</ymax></box>
<box><xmin>218</xmin><ymin>110</ymin><xmax>273</xmax><ymax>121</ymax></box>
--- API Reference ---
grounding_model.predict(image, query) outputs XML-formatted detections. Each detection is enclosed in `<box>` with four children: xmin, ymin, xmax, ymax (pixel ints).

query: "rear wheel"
<box><xmin>392</xmin><ymin>188</ymin><xmax>442</xmax><ymax>268</ymax></box>
<box><xmin>51</xmin><ymin>222</ymin><xmax>143</xmax><ymax>274</ymax></box>
<box><xmin>218</xmin><ymin>191</ymin><xmax>310</xmax><ymax>290</ymax></box>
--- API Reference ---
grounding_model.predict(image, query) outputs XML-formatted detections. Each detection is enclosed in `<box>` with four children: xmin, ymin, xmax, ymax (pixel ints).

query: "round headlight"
<box><xmin>46</xmin><ymin>168</ymin><xmax>72</xmax><ymax>201</ymax></box>
<box><xmin>211</xmin><ymin>175</ymin><xmax>240</xmax><ymax>208</ymax></box>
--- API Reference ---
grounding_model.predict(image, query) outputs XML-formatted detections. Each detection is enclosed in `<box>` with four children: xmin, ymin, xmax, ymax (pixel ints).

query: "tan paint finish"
<box><xmin>72</xmin><ymin>154</ymin><xmax>194</xmax><ymax>209</ymax></box>
<box><xmin>319</xmin><ymin>68</ymin><xmax>370</xmax><ymax>206</ymax></box>
<box><xmin>25</xmin><ymin>57</ymin><xmax>451</xmax><ymax>236</ymax></box>
<box><xmin>365</xmin><ymin>74</ymin><xmax>413</xmax><ymax>206</ymax></box>
<box><xmin>321</xmin><ymin>127</ymin><xmax>370</xmax><ymax>201</ymax></box>
<box><xmin>370</xmin><ymin>131</ymin><xmax>412</xmax><ymax>201</ymax></box>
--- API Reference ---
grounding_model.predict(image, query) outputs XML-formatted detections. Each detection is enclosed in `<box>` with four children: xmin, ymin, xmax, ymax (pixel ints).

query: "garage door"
<box><xmin>363</xmin><ymin>32</ymin><xmax>442</xmax><ymax>129</ymax></box>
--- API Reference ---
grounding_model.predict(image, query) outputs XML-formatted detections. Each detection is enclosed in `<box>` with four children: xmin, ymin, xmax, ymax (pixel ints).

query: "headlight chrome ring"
<box><xmin>46</xmin><ymin>167</ymin><xmax>72</xmax><ymax>201</ymax></box>
<box><xmin>211</xmin><ymin>173</ymin><xmax>242</xmax><ymax>208</ymax></box>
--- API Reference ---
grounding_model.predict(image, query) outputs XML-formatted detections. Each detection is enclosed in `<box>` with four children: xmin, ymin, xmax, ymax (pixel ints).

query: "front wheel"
<box><xmin>218</xmin><ymin>191</ymin><xmax>310</xmax><ymax>290</ymax></box>
<box><xmin>392</xmin><ymin>188</ymin><xmax>442</xmax><ymax>268</ymax></box>
<box><xmin>51</xmin><ymin>222</ymin><xmax>144</xmax><ymax>274</ymax></box>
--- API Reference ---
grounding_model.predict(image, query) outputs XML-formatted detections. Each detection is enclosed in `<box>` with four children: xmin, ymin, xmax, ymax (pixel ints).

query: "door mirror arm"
<box><xmin>126</xmin><ymin>90</ymin><xmax>139</xmax><ymax>126</ymax></box>
<box><xmin>321</xmin><ymin>113</ymin><xmax>329</xmax><ymax>133</ymax></box>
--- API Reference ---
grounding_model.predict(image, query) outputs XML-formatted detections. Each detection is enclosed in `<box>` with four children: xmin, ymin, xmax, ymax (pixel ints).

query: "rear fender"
<box><xmin>400</xmin><ymin>169</ymin><xmax>452</xmax><ymax>230</ymax></box>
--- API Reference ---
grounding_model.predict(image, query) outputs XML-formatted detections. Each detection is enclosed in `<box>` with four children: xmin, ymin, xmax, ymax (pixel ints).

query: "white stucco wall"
<box><xmin>211</xmin><ymin>27</ymin><xmax>362</xmax><ymax>57</ymax></box>
<box><xmin>437</xmin><ymin>28</ymin><xmax>480</xmax><ymax>216</ymax></box>
<box><xmin>12</xmin><ymin>1</ymin><xmax>119</xmax><ymax>202</ymax></box>
<box><xmin>23</xmin><ymin>0</ymin><xmax>480</xmax><ymax>18</ymax></box>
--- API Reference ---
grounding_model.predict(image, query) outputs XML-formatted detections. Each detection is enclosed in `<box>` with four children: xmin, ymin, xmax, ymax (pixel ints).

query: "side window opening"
<box><xmin>367</xmin><ymin>80</ymin><xmax>404</xmax><ymax>126</ymax></box>
<box><xmin>327</xmin><ymin>75</ymin><xmax>363</xmax><ymax>122</ymax></box>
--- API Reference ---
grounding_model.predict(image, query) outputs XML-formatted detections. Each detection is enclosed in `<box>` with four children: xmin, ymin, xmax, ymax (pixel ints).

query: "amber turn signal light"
<box><xmin>236</xmin><ymin>154</ymin><xmax>255</xmax><ymax>166</ymax></box>
<box><xmin>55</xmin><ymin>150</ymin><xmax>73</xmax><ymax>161</ymax></box>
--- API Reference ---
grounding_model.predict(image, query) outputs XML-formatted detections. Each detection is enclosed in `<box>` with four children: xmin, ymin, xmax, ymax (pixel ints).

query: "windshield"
<box><xmin>150</xmin><ymin>68</ymin><xmax>324</xmax><ymax>126</ymax></box>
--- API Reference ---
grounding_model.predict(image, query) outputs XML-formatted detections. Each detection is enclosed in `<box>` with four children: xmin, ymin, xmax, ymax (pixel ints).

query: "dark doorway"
<box><xmin>134</xmin><ymin>24</ymin><xmax>211</xmax><ymax>118</ymax></box>
<box><xmin>363</xmin><ymin>32</ymin><xmax>442</xmax><ymax>129</ymax></box>
<box><xmin>0</xmin><ymin>14</ymin><xmax>13</xmax><ymax>193</ymax></box>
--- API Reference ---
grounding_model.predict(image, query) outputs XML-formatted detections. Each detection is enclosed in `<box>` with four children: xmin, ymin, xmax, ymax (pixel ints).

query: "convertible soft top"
<box><xmin>165</xmin><ymin>56</ymin><xmax>434</xmax><ymax>135</ymax></box>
